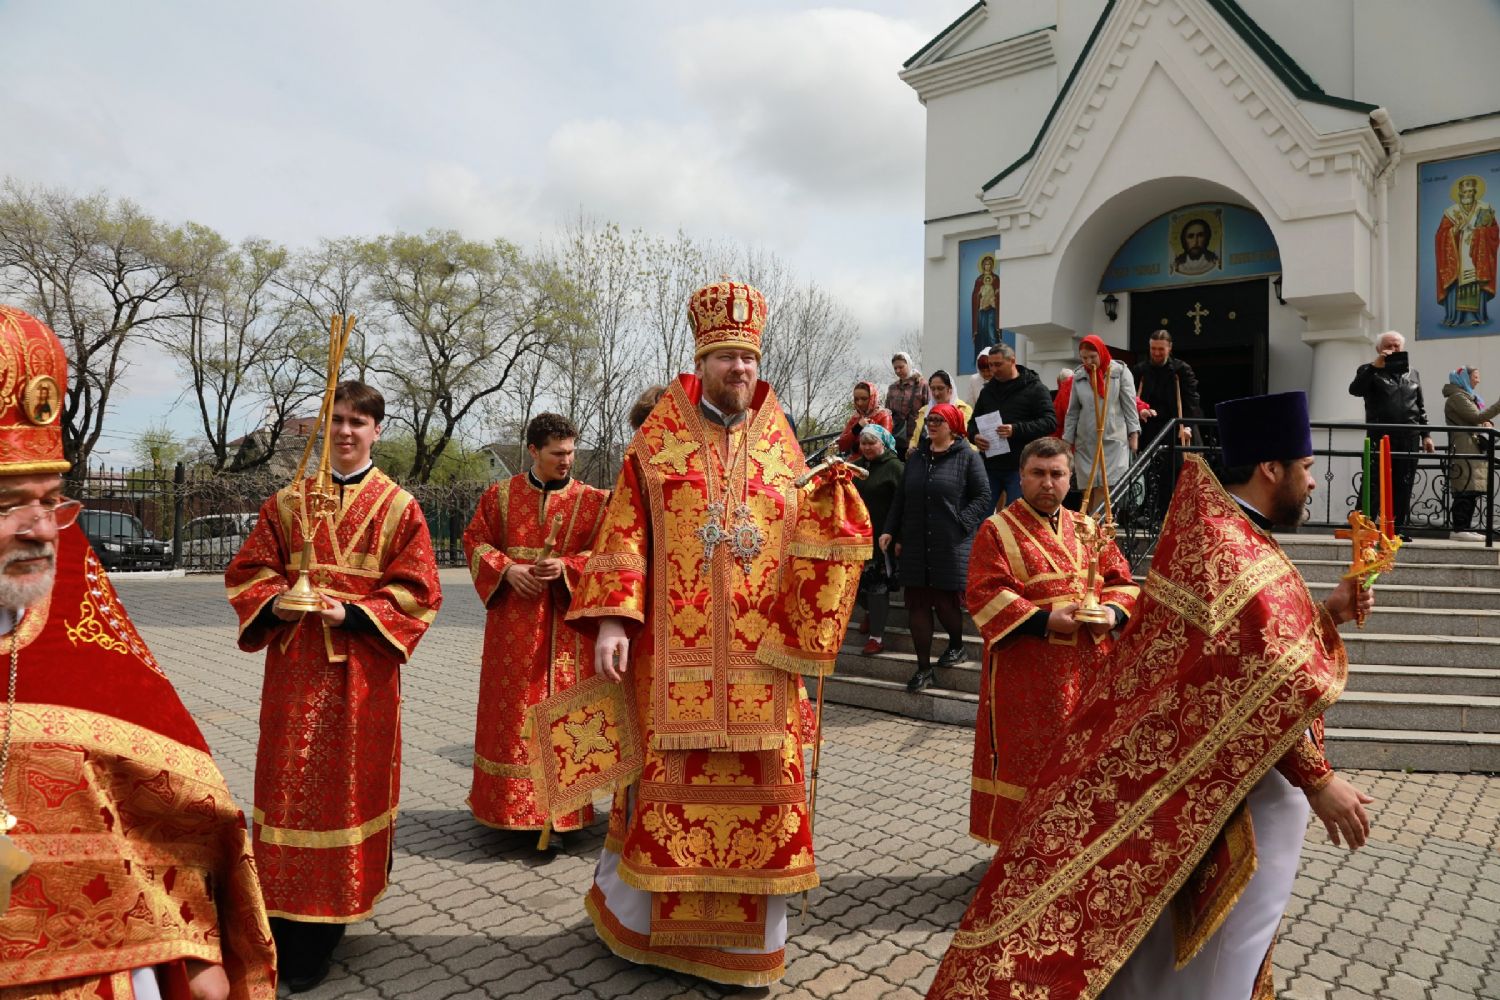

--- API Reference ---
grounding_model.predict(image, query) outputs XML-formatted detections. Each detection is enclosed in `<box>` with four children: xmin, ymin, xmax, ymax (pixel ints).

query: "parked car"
<box><xmin>78</xmin><ymin>509</ymin><xmax>171</xmax><ymax>571</ymax></box>
<box><xmin>172</xmin><ymin>512</ymin><xmax>258</xmax><ymax>571</ymax></box>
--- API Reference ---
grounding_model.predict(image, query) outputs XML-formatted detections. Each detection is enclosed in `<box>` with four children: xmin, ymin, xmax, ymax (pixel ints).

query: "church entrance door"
<box><xmin>1128</xmin><ymin>278</ymin><xmax>1268</xmax><ymax>417</ymax></box>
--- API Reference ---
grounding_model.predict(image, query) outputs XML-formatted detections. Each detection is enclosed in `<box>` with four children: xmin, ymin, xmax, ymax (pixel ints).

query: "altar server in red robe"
<box><xmin>0</xmin><ymin>304</ymin><xmax>275</xmax><ymax>999</ymax></box>
<box><xmin>463</xmin><ymin>412</ymin><xmax>608</xmax><ymax>834</ymax></box>
<box><xmin>225</xmin><ymin>381</ymin><xmax>441</xmax><ymax>992</ymax></box>
<box><xmin>966</xmin><ymin>435</ymin><xmax>1138</xmax><ymax>846</ymax></box>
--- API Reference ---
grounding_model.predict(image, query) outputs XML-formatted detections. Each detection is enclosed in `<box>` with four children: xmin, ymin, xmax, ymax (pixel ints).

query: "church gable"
<box><xmin>979</xmin><ymin>0</ymin><xmax>1385</xmax><ymax>239</ymax></box>
<box><xmin>901</xmin><ymin>1</ymin><xmax>1058</xmax><ymax>105</ymax></box>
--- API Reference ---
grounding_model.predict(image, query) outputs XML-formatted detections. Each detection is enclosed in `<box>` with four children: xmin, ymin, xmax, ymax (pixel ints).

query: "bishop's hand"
<box><xmin>596</xmin><ymin>617</ymin><xmax>630</xmax><ymax>682</ymax></box>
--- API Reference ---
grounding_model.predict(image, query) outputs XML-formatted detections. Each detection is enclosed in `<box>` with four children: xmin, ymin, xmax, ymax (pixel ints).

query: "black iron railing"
<box><xmin>1111</xmin><ymin>418</ymin><xmax>1499</xmax><ymax>572</ymax></box>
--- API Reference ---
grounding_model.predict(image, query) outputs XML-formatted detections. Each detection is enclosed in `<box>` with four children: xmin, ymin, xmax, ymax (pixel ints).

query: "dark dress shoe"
<box><xmin>906</xmin><ymin>668</ymin><xmax>935</xmax><ymax>693</ymax></box>
<box><xmin>936</xmin><ymin>645</ymin><xmax>966</xmax><ymax>668</ymax></box>
<box><xmin>285</xmin><ymin>953</ymin><xmax>333</xmax><ymax>994</ymax></box>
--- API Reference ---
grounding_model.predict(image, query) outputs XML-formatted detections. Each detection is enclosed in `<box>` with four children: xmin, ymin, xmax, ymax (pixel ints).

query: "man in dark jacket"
<box><xmin>1133</xmin><ymin>330</ymin><xmax>1202</xmax><ymax>521</ymax></box>
<box><xmin>1348</xmin><ymin>330</ymin><xmax>1435</xmax><ymax>538</ymax></box>
<box><xmin>969</xmin><ymin>343</ymin><xmax>1057</xmax><ymax>511</ymax></box>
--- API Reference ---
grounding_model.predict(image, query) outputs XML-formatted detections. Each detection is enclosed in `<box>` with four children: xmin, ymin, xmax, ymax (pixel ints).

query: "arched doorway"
<box><xmin>1100</xmin><ymin>202</ymin><xmax>1280</xmax><ymax>415</ymax></box>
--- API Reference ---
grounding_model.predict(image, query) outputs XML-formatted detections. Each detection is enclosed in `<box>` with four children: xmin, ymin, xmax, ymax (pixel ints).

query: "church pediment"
<box><xmin>979</xmin><ymin>0</ymin><xmax>1386</xmax><ymax>241</ymax></box>
<box><xmin>900</xmin><ymin>1</ymin><xmax>1058</xmax><ymax>106</ymax></box>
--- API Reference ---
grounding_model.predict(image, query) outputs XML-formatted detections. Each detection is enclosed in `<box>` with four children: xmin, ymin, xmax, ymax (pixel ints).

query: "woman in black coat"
<box><xmin>879</xmin><ymin>402</ymin><xmax>991</xmax><ymax>692</ymax></box>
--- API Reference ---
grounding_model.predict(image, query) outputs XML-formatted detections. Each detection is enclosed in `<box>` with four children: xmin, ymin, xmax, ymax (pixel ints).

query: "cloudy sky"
<box><xmin>1</xmin><ymin>1</ymin><xmax>960</xmax><ymax>463</ymax></box>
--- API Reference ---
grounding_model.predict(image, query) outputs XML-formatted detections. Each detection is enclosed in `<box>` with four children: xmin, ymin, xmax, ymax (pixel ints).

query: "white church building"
<box><xmin>903</xmin><ymin>0</ymin><xmax>1500</xmax><ymax>423</ymax></box>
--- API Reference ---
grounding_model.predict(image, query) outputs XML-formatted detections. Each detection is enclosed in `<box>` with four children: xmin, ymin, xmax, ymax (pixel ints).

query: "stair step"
<box><xmin>1340</xmin><ymin>631</ymin><xmax>1500</xmax><ymax>669</ymax></box>
<box><xmin>1276</xmin><ymin>534</ymin><xmax>1500</xmax><ymax>567</ymax></box>
<box><xmin>1326</xmin><ymin>691</ymin><xmax>1500</xmax><ymax>733</ymax></box>
<box><xmin>1307</xmin><ymin>582</ymin><xmax>1500</xmax><ymax>611</ymax></box>
<box><xmin>1324</xmin><ymin>728</ymin><xmax>1500</xmax><ymax>772</ymax></box>
<box><xmin>1335</xmin><ymin>605</ymin><xmax>1500</xmax><ymax>638</ymax></box>
<box><xmin>1293</xmin><ymin>560</ymin><xmax>1500</xmax><ymax>587</ymax></box>
<box><xmin>811</xmin><ymin>673</ymin><xmax>978</xmax><ymax>727</ymax></box>
<box><xmin>1348</xmin><ymin>663</ymin><xmax>1500</xmax><ymax>698</ymax></box>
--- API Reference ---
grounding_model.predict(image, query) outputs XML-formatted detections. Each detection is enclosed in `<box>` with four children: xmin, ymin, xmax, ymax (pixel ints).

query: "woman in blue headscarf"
<box><xmin>1443</xmin><ymin>366</ymin><xmax>1500</xmax><ymax>540</ymax></box>
<box><xmin>852</xmin><ymin>423</ymin><xmax>903</xmax><ymax>653</ymax></box>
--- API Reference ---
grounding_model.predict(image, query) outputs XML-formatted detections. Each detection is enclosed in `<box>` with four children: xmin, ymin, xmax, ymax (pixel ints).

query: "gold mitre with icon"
<box><xmin>689</xmin><ymin>279</ymin><xmax>766</xmax><ymax>359</ymax></box>
<box><xmin>0</xmin><ymin>305</ymin><xmax>70</xmax><ymax>474</ymax></box>
<box><xmin>525</xmin><ymin>673</ymin><xmax>645</xmax><ymax>824</ymax></box>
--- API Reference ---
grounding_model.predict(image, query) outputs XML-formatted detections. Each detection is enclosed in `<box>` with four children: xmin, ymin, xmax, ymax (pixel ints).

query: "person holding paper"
<box><xmin>969</xmin><ymin>343</ymin><xmax>1056</xmax><ymax>511</ymax></box>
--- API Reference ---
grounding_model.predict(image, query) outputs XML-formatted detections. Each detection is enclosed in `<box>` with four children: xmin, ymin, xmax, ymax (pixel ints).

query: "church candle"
<box><xmin>1361</xmin><ymin>438</ymin><xmax>1371</xmax><ymax>519</ymax></box>
<box><xmin>1379</xmin><ymin>435</ymin><xmax>1394</xmax><ymax>537</ymax></box>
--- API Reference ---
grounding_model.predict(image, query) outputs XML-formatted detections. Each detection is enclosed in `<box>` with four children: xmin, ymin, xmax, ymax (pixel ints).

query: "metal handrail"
<box><xmin>1111</xmin><ymin>417</ymin><xmax>1500</xmax><ymax>572</ymax></box>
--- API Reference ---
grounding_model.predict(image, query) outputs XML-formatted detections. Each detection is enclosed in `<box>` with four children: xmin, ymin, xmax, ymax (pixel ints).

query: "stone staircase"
<box><xmin>814</xmin><ymin>534</ymin><xmax>1500</xmax><ymax>772</ymax></box>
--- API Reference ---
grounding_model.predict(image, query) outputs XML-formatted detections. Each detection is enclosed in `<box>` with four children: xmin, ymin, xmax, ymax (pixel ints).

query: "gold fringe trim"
<box><xmin>755</xmin><ymin>643</ymin><xmax>838</xmax><ymax>677</ymax></box>
<box><xmin>650</xmin><ymin>731</ymin><xmax>787</xmax><ymax>752</ymax></box>
<box><xmin>617</xmin><ymin>864</ymin><xmax>820</xmax><ymax>897</ymax></box>
<box><xmin>586</xmin><ymin>892</ymin><xmax>786</xmax><ymax>988</ymax></box>
<box><xmin>650</xmin><ymin>931</ymin><xmax>766</xmax><ymax>949</ymax></box>
<box><xmin>787</xmin><ymin>540</ymin><xmax>873</xmax><ymax>562</ymax></box>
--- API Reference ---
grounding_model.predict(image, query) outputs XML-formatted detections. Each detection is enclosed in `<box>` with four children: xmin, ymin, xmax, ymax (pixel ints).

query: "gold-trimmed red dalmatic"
<box><xmin>0</xmin><ymin>525</ymin><xmax>275</xmax><ymax>998</ymax></box>
<box><xmin>966</xmin><ymin>503</ymin><xmax>1138</xmax><ymax>846</ymax></box>
<box><xmin>224</xmin><ymin>468</ymin><xmax>441</xmax><ymax>923</ymax></box>
<box><xmin>928</xmin><ymin>456</ymin><xmax>1347</xmax><ymax>1000</ymax></box>
<box><xmin>463</xmin><ymin>474</ymin><xmax>608</xmax><ymax>831</ymax></box>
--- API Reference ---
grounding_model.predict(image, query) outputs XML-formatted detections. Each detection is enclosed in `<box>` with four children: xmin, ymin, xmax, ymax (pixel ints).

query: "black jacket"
<box><xmin>1349</xmin><ymin>363</ymin><xmax>1431</xmax><ymax>443</ymax></box>
<box><xmin>884</xmin><ymin>439</ymin><xmax>990</xmax><ymax>592</ymax></box>
<box><xmin>1133</xmin><ymin>357</ymin><xmax>1201</xmax><ymax>440</ymax></box>
<box><xmin>968</xmin><ymin>366</ymin><xmax>1057</xmax><ymax>471</ymax></box>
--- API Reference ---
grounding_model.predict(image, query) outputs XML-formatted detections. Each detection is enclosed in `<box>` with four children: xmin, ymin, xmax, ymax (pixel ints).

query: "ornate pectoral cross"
<box><xmin>728</xmin><ymin>503</ymin><xmax>765</xmax><ymax>576</ymax></box>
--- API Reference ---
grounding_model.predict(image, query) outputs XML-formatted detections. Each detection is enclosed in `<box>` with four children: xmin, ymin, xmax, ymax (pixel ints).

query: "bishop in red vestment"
<box><xmin>967</xmin><ymin>437</ymin><xmax>1138</xmax><ymax>846</ymax></box>
<box><xmin>929</xmin><ymin>393</ymin><xmax>1375</xmax><ymax>1000</ymax></box>
<box><xmin>463</xmin><ymin>412</ymin><xmax>608</xmax><ymax>833</ymax></box>
<box><xmin>0</xmin><ymin>305</ymin><xmax>275</xmax><ymax>1000</ymax></box>
<box><xmin>225</xmin><ymin>381</ymin><xmax>440</xmax><ymax>992</ymax></box>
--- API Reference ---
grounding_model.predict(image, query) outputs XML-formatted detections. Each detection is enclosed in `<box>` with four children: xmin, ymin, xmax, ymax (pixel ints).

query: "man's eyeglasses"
<box><xmin>0</xmin><ymin>498</ymin><xmax>83</xmax><ymax>534</ymax></box>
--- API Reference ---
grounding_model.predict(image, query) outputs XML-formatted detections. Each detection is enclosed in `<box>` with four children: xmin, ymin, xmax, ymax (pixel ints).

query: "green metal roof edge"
<box><xmin>904</xmin><ymin>0</ymin><xmax>986</xmax><ymax>69</ymax></box>
<box><xmin>981</xmin><ymin>0</ymin><xmax>1116</xmax><ymax>193</ymax></box>
<box><xmin>980</xmin><ymin>0</ymin><xmax>1374</xmax><ymax>195</ymax></box>
<box><xmin>1206</xmin><ymin>0</ymin><xmax>1376</xmax><ymax>113</ymax></box>
<box><xmin>1401</xmin><ymin>107</ymin><xmax>1500</xmax><ymax>136</ymax></box>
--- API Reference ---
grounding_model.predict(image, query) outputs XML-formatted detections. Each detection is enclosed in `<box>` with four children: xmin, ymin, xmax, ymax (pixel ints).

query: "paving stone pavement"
<box><xmin>114</xmin><ymin>569</ymin><xmax>1500</xmax><ymax>999</ymax></box>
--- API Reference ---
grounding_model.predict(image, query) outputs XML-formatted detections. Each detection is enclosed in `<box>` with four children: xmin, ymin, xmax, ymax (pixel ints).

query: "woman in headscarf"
<box><xmin>880</xmin><ymin>403</ymin><xmax>990</xmax><ymax>692</ymax></box>
<box><xmin>966</xmin><ymin>347</ymin><xmax>994</xmax><ymax>407</ymax></box>
<box><xmin>887</xmin><ymin>352</ymin><xmax>930</xmax><ymax>459</ymax></box>
<box><xmin>853</xmin><ymin>423</ymin><xmax>904</xmax><ymax>653</ymax></box>
<box><xmin>1062</xmin><ymin>334</ymin><xmax>1140</xmax><ymax>513</ymax></box>
<box><xmin>836</xmin><ymin>380</ymin><xmax>894</xmax><ymax>455</ymax></box>
<box><xmin>1444</xmin><ymin>365</ymin><xmax>1500</xmax><ymax>540</ymax></box>
<box><xmin>908</xmin><ymin>370</ymin><xmax>974</xmax><ymax>454</ymax></box>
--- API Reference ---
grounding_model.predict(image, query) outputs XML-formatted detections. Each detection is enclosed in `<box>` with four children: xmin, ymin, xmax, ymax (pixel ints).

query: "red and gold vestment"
<box><xmin>0</xmin><ymin>525</ymin><xmax>275</xmax><ymax>998</ymax></box>
<box><xmin>567</xmin><ymin>374</ymin><xmax>816</xmax><ymax>986</ymax></box>
<box><xmin>225</xmin><ymin>468</ymin><xmax>441</xmax><ymax>923</ymax></box>
<box><xmin>929</xmin><ymin>456</ymin><xmax>1340</xmax><ymax>1000</ymax></box>
<box><xmin>462</xmin><ymin>474</ymin><xmax>608</xmax><ymax>831</ymax></box>
<box><xmin>966</xmin><ymin>502</ymin><xmax>1138</xmax><ymax>845</ymax></box>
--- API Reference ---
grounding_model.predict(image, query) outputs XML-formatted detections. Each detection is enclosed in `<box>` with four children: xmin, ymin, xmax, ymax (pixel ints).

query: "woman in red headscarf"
<box><xmin>836</xmin><ymin>380</ymin><xmax>894</xmax><ymax>455</ymax></box>
<box><xmin>877</xmin><ymin>402</ymin><xmax>991</xmax><ymax>692</ymax></box>
<box><xmin>1061</xmin><ymin>334</ymin><xmax>1140</xmax><ymax>512</ymax></box>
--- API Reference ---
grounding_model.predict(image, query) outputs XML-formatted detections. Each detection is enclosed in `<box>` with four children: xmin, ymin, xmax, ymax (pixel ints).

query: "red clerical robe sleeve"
<box><xmin>1276</xmin><ymin>718</ymin><xmax>1334</xmax><ymax>792</ymax></box>
<box><xmin>967</xmin><ymin>517</ymin><xmax>1040</xmax><ymax>646</ymax></box>
<box><xmin>464</xmin><ymin>483</ymin><xmax>513</xmax><ymax>607</ymax></box>
<box><xmin>226</xmin><ymin>494</ymin><xmax>293</xmax><ymax>653</ymax></box>
<box><xmin>1099</xmin><ymin>534</ymin><xmax>1139</xmax><ymax>624</ymax></box>
<box><xmin>349</xmin><ymin>497</ymin><xmax>440</xmax><ymax>662</ymax></box>
<box><xmin>568</xmin><ymin>456</ymin><xmax>649</xmax><ymax>630</ymax></box>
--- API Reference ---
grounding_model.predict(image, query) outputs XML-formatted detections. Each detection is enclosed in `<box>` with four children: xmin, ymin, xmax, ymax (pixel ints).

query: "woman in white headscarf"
<box><xmin>966</xmin><ymin>347</ymin><xmax>993</xmax><ymax>407</ymax></box>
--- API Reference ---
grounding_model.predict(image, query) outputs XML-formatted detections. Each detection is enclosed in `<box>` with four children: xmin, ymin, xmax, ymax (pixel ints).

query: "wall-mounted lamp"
<box><xmin>1102</xmin><ymin>293</ymin><xmax>1119</xmax><ymax>322</ymax></box>
<box><xmin>1273</xmin><ymin>274</ymin><xmax>1285</xmax><ymax>305</ymax></box>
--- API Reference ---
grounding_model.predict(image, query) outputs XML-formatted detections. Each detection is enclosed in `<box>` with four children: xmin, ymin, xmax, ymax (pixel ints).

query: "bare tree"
<box><xmin>768</xmin><ymin>281</ymin><xmax>863</xmax><ymax>436</ymax></box>
<box><xmin>638</xmin><ymin>229</ymin><xmax>710</xmax><ymax>383</ymax></box>
<box><xmin>276</xmin><ymin>237</ymin><xmax>379</xmax><ymax>381</ymax></box>
<box><xmin>155</xmin><ymin>231</ymin><xmax>302</xmax><ymax>471</ymax></box>
<box><xmin>362</xmin><ymin>229</ymin><xmax>575</xmax><ymax>484</ymax></box>
<box><xmin>0</xmin><ymin>181</ymin><xmax>186</xmax><ymax>476</ymax></box>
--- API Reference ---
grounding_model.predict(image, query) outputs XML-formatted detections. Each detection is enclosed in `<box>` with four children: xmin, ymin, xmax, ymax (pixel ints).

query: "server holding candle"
<box><xmin>1348</xmin><ymin>331</ymin><xmax>1435</xmax><ymax>539</ymax></box>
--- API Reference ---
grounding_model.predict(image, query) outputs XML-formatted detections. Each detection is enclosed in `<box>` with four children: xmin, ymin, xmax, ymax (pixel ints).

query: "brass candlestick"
<box><xmin>274</xmin><ymin>314</ymin><xmax>355</xmax><ymax>615</ymax></box>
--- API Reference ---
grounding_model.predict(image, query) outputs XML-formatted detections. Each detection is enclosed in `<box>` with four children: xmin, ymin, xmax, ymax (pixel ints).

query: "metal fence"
<box><xmin>74</xmin><ymin>431</ymin><xmax>844</xmax><ymax>574</ymax></box>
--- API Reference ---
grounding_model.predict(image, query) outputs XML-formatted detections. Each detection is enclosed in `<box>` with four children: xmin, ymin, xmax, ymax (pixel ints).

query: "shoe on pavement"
<box><xmin>905</xmin><ymin>668</ymin><xmax>935</xmax><ymax>693</ymax></box>
<box><xmin>861</xmin><ymin>638</ymin><xmax>884</xmax><ymax>655</ymax></box>
<box><xmin>936</xmin><ymin>645</ymin><xmax>966</xmax><ymax>668</ymax></box>
<box><xmin>1451</xmin><ymin>531</ymin><xmax>1485</xmax><ymax>542</ymax></box>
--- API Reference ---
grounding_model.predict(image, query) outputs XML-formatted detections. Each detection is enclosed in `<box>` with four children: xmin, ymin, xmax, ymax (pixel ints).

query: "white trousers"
<box><xmin>1103</xmin><ymin>768</ymin><xmax>1310</xmax><ymax>1000</ymax></box>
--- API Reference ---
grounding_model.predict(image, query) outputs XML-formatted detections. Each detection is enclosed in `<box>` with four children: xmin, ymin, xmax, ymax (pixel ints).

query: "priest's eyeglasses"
<box><xmin>0</xmin><ymin>498</ymin><xmax>83</xmax><ymax>534</ymax></box>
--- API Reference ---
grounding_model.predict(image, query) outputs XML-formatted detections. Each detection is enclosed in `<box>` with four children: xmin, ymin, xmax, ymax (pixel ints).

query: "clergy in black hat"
<box><xmin>1213</xmin><ymin>391</ymin><xmax>1319</xmax><ymax>530</ymax></box>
